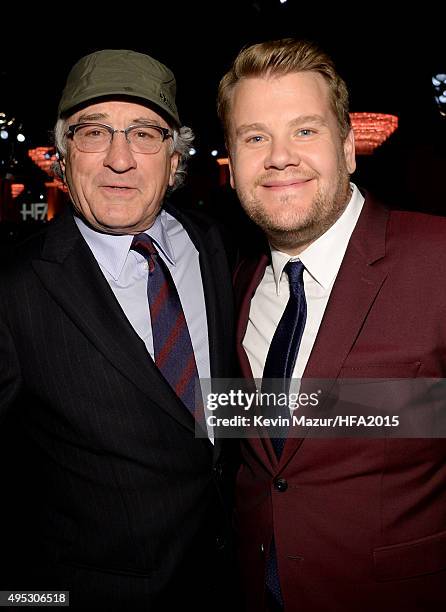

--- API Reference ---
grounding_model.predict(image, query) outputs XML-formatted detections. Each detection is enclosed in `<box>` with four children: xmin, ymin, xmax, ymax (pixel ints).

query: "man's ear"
<box><xmin>168</xmin><ymin>152</ymin><xmax>180</xmax><ymax>187</ymax></box>
<box><xmin>59</xmin><ymin>157</ymin><xmax>66</xmax><ymax>181</ymax></box>
<box><xmin>228</xmin><ymin>156</ymin><xmax>235</xmax><ymax>190</ymax></box>
<box><xmin>344</xmin><ymin>128</ymin><xmax>356</xmax><ymax>174</ymax></box>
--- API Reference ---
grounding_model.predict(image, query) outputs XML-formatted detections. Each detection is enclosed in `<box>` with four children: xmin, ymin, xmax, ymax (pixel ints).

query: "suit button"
<box><xmin>273</xmin><ymin>477</ymin><xmax>288</xmax><ymax>492</ymax></box>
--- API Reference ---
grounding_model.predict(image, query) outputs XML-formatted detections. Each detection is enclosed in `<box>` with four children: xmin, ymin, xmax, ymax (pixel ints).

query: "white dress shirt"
<box><xmin>243</xmin><ymin>183</ymin><xmax>365</xmax><ymax>380</ymax></box>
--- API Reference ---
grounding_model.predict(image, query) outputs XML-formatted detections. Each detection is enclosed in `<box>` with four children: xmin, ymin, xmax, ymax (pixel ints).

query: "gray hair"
<box><xmin>52</xmin><ymin>119</ymin><xmax>194</xmax><ymax>191</ymax></box>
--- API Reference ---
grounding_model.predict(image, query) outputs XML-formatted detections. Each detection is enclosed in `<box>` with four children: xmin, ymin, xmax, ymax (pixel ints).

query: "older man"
<box><xmin>217</xmin><ymin>39</ymin><xmax>446</xmax><ymax>612</ymax></box>
<box><xmin>0</xmin><ymin>50</ymin><xmax>236</xmax><ymax>611</ymax></box>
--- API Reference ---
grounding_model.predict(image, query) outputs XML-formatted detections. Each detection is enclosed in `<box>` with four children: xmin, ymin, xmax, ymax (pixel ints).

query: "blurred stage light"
<box><xmin>350</xmin><ymin>112</ymin><xmax>398</xmax><ymax>155</ymax></box>
<box><xmin>432</xmin><ymin>73</ymin><xmax>446</xmax><ymax>117</ymax></box>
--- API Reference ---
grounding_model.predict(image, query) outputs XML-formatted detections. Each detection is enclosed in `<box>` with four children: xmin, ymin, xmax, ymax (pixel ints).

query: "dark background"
<box><xmin>0</xmin><ymin>2</ymin><xmax>444</xmax><ymax>595</ymax></box>
<box><xmin>0</xmin><ymin>1</ymin><xmax>445</xmax><ymax>238</ymax></box>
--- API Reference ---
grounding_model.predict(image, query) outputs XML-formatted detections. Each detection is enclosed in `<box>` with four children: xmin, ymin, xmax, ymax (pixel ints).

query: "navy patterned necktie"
<box><xmin>131</xmin><ymin>233</ymin><xmax>200</xmax><ymax>418</ymax></box>
<box><xmin>262</xmin><ymin>259</ymin><xmax>307</xmax><ymax>457</ymax></box>
<box><xmin>262</xmin><ymin>259</ymin><xmax>307</xmax><ymax>611</ymax></box>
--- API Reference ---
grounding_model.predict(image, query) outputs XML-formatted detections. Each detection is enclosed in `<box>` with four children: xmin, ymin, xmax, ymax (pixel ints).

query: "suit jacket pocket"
<box><xmin>374</xmin><ymin>529</ymin><xmax>446</xmax><ymax>581</ymax></box>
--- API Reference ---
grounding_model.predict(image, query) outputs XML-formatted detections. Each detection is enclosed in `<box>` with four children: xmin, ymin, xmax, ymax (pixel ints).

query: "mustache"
<box><xmin>254</xmin><ymin>170</ymin><xmax>317</xmax><ymax>187</ymax></box>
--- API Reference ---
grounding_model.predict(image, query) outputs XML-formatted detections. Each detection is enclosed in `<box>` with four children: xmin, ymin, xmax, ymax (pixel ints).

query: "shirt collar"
<box><xmin>146</xmin><ymin>209</ymin><xmax>176</xmax><ymax>266</ymax></box>
<box><xmin>270</xmin><ymin>183</ymin><xmax>365</xmax><ymax>294</ymax></box>
<box><xmin>74</xmin><ymin>208</ymin><xmax>176</xmax><ymax>281</ymax></box>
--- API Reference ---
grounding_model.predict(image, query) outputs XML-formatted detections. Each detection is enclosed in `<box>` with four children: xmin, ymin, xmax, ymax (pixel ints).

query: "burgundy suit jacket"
<box><xmin>234</xmin><ymin>194</ymin><xmax>446</xmax><ymax>612</ymax></box>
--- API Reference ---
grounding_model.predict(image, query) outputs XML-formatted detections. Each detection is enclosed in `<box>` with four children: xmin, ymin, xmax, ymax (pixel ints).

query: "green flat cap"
<box><xmin>58</xmin><ymin>49</ymin><xmax>180</xmax><ymax>126</ymax></box>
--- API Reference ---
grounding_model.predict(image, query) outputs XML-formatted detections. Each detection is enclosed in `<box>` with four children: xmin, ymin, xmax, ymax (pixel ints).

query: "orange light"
<box><xmin>350</xmin><ymin>113</ymin><xmax>398</xmax><ymax>155</ymax></box>
<box><xmin>216</xmin><ymin>157</ymin><xmax>229</xmax><ymax>166</ymax></box>
<box><xmin>11</xmin><ymin>183</ymin><xmax>25</xmax><ymax>198</ymax></box>
<box><xmin>44</xmin><ymin>179</ymin><xmax>68</xmax><ymax>193</ymax></box>
<box><xmin>28</xmin><ymin>146</ymin><xmax>56</xmax><ymax>174</ymax></box>
<box><xmin>28</xmin><ymin>147</ymin><xmax>67</xmax><ymax>192</ymax></box>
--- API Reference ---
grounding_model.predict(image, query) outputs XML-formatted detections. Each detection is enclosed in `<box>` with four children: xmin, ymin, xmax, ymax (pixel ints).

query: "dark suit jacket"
<box><xmin>0</xmin><ymin>204</ymin><xmax>237</xmax><ymax>611</ymax></box>
<box><xmin>233</xmin><ymin>194</ymin><xmax>446</xmax><ymax>612</ymax></box>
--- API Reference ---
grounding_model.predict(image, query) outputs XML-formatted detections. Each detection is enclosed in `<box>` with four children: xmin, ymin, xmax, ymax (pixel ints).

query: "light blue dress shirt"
<box><xmin>74</xmin><ymin>209</ymin><xmax>211</xmax><ymax>382</ymax></box>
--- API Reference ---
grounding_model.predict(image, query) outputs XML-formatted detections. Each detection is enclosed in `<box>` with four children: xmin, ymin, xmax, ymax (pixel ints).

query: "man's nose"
<box><xmin>264</xmin><ymin>137</ymin><xmax>301</xmax><ymax>171</ymax></box>
<box><xmin>102</xmin><ymin>131</ymin><xmax>137</xmax><ymax>172</ymax></box>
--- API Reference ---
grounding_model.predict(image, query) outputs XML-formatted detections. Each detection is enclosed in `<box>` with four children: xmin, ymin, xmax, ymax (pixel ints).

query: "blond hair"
<box><xmin>217</xmin><ymin>38</ymin><xmax>351</xmax><ymax>145</ymax></box>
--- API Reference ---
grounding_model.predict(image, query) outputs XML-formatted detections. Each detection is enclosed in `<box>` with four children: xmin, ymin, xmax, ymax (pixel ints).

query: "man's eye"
<box><xmin>246</xmin><ymin>135</ymin><xmax>264</xmax><ymax>144</ymax></box>
<box><xmin>135</xmin><ymin>130</ymin><xmax>155</xmax><ymax>139</ymax></box>
<box><xmin>85</xmin><ymin>129</ymin><xmax>106</xmax><ymax>138</ymax></box>
<box><xmin>131</xmin><ymin>128</ymin><xmax>160</xmax><ymax>140</ymax></box>
<box><xmin>297</xmin><ymin>129</ymin><xmax>315</xmax><ymax>137</ymax></box>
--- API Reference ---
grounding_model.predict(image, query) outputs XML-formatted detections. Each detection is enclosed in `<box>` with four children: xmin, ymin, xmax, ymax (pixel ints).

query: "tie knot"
<box><xmin>285</xmin><ymin>259</ymin><xmax>304</xmax><ymax>284</ymax></box>
<box><xmin>131</xmin><ymin>233</ymin><xmax>158</xmax><ymax>273</ymax></box>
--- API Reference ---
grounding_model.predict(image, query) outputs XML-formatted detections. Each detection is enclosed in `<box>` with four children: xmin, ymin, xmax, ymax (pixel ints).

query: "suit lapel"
<box><xmin>304</xmin><ymin>196</ymin><xmax>389</xmax><ymax>379</ymax></box>
<box><xmin>32</xmin><ymin>211</ymin><xmax>198</xmax><ymax>434</ymax></box>
<box><xmin>279</xmin><ymin>196</ymin><xmax>389</xmax><ymax>466</ymax></box>
<box><xmin>235</xmin><ymin>255</ymin><xmax>282</xmax><ymax>471</ymax></box>
<box><xmin>167</xmin><ymin>204</ymin><xmax>230</xmax><ymax>379</ymax></box>
<box><xmin>237</xmin><ymin>196</ymin><xmax>390</xmax><ymax>470</ymax></box>
<box><xmin>234</xmin><ymin>254</ymin><xmax>269</xmax><ymax>380</ymax></box>
<box><xmin>165</xmin><ymin>204</ymin><xmax>233</xmax><ymax>460</ymax></box>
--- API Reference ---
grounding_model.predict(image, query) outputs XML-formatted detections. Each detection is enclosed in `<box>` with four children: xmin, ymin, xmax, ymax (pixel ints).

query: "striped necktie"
<box><xmin>131</xmin><ymin>233</ymin><xmax>200</xmax><ymax>418</ymax></box>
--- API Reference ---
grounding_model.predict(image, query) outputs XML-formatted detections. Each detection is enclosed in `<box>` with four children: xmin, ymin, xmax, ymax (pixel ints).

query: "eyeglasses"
<box><xmin>66</xmin><ymin>122</ymin><xmax>173</xmax><ymax>154</ymax></box>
